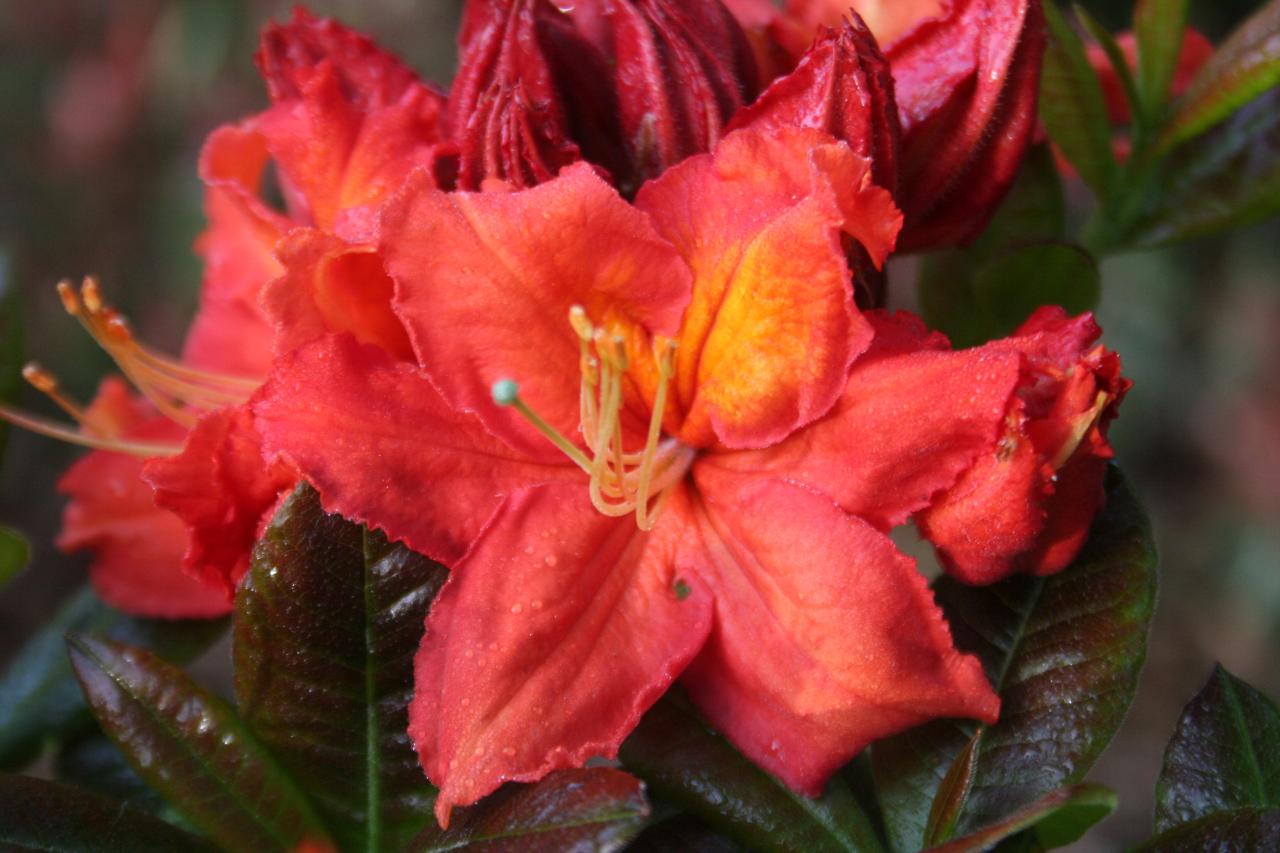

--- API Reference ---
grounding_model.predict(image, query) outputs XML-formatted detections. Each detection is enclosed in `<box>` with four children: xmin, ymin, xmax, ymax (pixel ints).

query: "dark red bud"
<box><xmin>448</xmin><ymin>0</ymin><xmax>590</xmax><ymax>189</ymax></box>
<box><xmin>604</xmin><ymin>0</ymin><xmax>760</xmax><ymax>188</ymax></box>
<box><xmin>729</xmin><ymin>18</ymin><xmax>900</xmax><ymax>192</ymax></box>
<box><xmin>890</xmin><ymin>0</ymin><xmax>1047</xmax><ymax>251</ymax></box>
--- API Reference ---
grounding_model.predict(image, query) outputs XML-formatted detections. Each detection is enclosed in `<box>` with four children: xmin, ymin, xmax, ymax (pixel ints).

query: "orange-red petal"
<box><xmin>411</xmin><ymin>481</ymin><xmax>712</xmax><ymax>825</ymax></box>
<box><xmin>710</xmin><ymin>310</ymin><xmax>1022</xmax><ymax>529</ymax></box>
<box><xmin>253</xmin><ymin>334</ymin><xmax>579</xmax><ymax>565</ymax></box>
<box><xmin>142</xmin><ymin>405</ymin><xmax>295</xmax><ymax>599</ymax></box>
<box><xmin>381</xmin><ymin>163</ymin><xmax>691</xmax><ymax>460</ymax></box>
<box><xmin>682</xmin><ymin>465</ymin><xmax>998</xmax><ymax>793</ymax></box>
<box><xmin>57</xmin><ymin>379</ymin><xmax>230</xmax><ymax>618</ymax></box>
<box><xmin>636</xmin><ymin>127</ymin><xmax>898</xmax><ymax>449</ymax></box>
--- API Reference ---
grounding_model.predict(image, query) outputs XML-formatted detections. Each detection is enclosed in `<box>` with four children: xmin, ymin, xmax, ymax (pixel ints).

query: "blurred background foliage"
<box><xmin>0</xmin><ymin>1</ymin><xmax>1275</xmax><ymax>849</ymax></box>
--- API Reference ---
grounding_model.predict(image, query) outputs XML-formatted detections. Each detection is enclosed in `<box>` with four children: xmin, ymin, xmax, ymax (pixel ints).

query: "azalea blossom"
<box><xmin>255</xmin><ymin>122</ymin><xmax>1126</xmax><ymax>822</ymax></box>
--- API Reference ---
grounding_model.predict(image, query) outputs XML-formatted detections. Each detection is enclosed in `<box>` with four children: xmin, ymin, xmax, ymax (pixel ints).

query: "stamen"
<box><xmin>0</xmin><ymin>404</ymin><xmax>180</xmax><ymax>457</ymax></box>
<box><xmin>496</xmin><ymin>305</ymin><xmax>691</xmax><ymax>530</ymax></box>
<box><xmin>22</xmin><ymin>363</ymin><xmax>96</xmax><ymax>429</ymax></box>
<box><xmin>58</xmin><ymin>277</ymin><xmax>257</xmax><ymax>427</ymax></box>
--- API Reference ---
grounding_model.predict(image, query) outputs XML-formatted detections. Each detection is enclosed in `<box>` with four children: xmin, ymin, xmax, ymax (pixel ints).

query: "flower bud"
<box><xmin>602</xmin><ymin>0</ymin><xmax>760</xmax><ymax>189</ymax></box>
<box><xmin>729</xmin><ymin>18</ymin><xmax>899</xmax><ymax>192</ymax></box>
<box><xmin>448</xmin><ymin>0</ymin><xmax>596</xmax><ymax>189</ymax></box>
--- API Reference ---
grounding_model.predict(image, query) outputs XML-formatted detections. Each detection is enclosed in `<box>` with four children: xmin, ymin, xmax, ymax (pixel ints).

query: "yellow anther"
<box><xmin>81</xmin><ymin>276</ymin><xmax>103</xmax><ymax>314</ymax></box>
<box><xmin>22</xmin><ymin>363</ymin><xmax>57</xmax><ymax>394</ymax></box>
<box><xmin>57</xmin><ymin>280</ymin><xmax>81</xmax><ymax>315</ymax></box>
<box><xmin>569</xmin><ymin>305</ymin><xmax>594</xmax><ymax>341</ymax></box>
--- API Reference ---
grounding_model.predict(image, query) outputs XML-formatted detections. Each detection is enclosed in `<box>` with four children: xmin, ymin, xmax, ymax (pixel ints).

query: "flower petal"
<box><xmin>142</xmin><ymin>406</ymin><xmax>295</xmax><ymax>599</ymax></box>
<box><xmin>411</xmin><ymin>481</ymin><xmax>712</xmax><ymax>826</ymax></box>
<box><xmin>253</xmin><ymin>334</ymin><xmax>578</xmax><ymax>564</ymax></box>
<box><xmin>263</xmin><ymin>228</ymin><xmax>414</xmax><ymax>361</ymax></box>
<box><xmin>382</xmin><ymin>163</ymin><xmax>691</xmax><ymax>460</ymax></box>
<box><xmin>57</xmin><ymin>380</ymin><xmax>230</xmax><ymax>618</ymax></box>
<box><xmin>255</xmin><ymin>8</ymin><xmax>448</xmax><ymax>238</ymax></box>
<box><xmin>682</xmin><ymin>465</ymin><xmax>998</xmax><ymax>794</ymax></box>
<box><xmin>711</xmin><ymin>310</ymin><xmax>1022</xmax><ymax>529</ymax></box>
<box><xmin>636</xmin><ymin>127</ymin><xmax>898</xmax><ymax>449</ymax></box>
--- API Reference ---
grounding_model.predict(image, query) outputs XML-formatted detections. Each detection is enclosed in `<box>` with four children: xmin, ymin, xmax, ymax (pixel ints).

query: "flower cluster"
<box><xmin>3</xmin><ymin>0</ymin><xmax>1130</xmax><ymax>827</ymax></box>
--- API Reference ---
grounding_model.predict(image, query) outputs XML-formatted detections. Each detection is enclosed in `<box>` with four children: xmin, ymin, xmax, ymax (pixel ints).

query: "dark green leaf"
<box><xmin>921</xmin><ymin>242</ymin><xmax>1099</xmax><ymax>349</ymax></box>
<box><xmin>1137</xmin><ymin>808</ymin><xmax>1280</xmax><ymax>852</ymax></box>
<box><xmin>0</xmin><ymin>525</ymin><xmax>28</xmax><ymax>587</ymax></box>
<box><xmin>1134</xmin><ymin>0</ymin><xmax>1190</xmax><ymax>125</ymax></box>
<box><xmin>0</xmin><ymin>771</ymin><xmax>217</xmax><ymax>852</ymax></box>
<box><xmin>0</xmin><ymin>585</ymin><xmax>227</xmax><ymax>770</ymax></box>
<box><xmin>1162</xmin><ymin>0</ymin><xmax>1280</xmax><ymax>149</ymax></box>
<box><xmin>923</xmin><ymin>732</ymin><xmax>980</xmax><ymax>848</ymax></box>
<box><xmin>621</xmin><ymin>692</ymin><xmax>884</xmax><ymax>853</ymax></box>
<box><xmin>404</xmin><ymin>768</ymin><xmax>649</xmax><ymax>852</ymax></box>
<box><xmin>627</xmin><ymin>814</ymin><xmax>744</xmax><ymax>852</ymax></box>
<box><xmin>67</xmin><ymin>633</ymin><xmax>332</xmax><ymax>853</ymax></box>
<box><xmin>55</xmin><ymin>731</ymin><xmax>167</xmax><ymax>815</ymax></box>
<box><xmin>235</xmin><ymin>483</ymin><xmax>446</xmax><ymax>852</ymax></box>
<box><xmin>1130</xmin><ymin>89</ymin><xmax>1280</xmax><ymax>247</ymax></box>
<box><xmin>1154</xmin><ymin>665</ymin><xmax>1280</xmax><ymax>832</ymax></box>
<box><xmin>1039</xmin><ymin>0</ymin><xmax>1118</xmax><ymax>197</ymax></box>
<box><xmin>925</xmin><ymin>784</ymin><xmax>1116</xmax><ymax>852</ymax></box>
<box><xmin>873</xmin><ymin>467</ymin><xmax>1157</xmax><ymax>850</ymax></box>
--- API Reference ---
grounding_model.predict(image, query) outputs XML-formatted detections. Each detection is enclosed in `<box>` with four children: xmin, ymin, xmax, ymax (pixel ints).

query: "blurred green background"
<box><xmin>0</xmin><ymin>1</ymin><xmax>1276</xmax><ymax>849</ymax></box>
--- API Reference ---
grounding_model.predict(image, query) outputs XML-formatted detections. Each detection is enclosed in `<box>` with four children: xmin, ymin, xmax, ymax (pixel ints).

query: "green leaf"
<box><xmin>234</xmin><ymin>483</ymin><xmax>446</xmax><ymax>852</ymax></box>
<box><xmin>403</xmin><ymin>768</ymin><xmax>649</xmax><ymax>852</ymax></box>
<box><xmin>1154</xmin><ymin>665</ymin><xmax>1280</xmax><ymax>832</ymax></box>
<box><xmin>621</xmin><ymin>691</ymin><xmax>884</xmax><ymax>853</ymax></box>
<box><xmin>0</xmin><ymin>525</ymin><xmax>28</xmax><ymax>588</ymax></box>
<box><xmin>872</xmin><ymin>467</ymin><xmax>1157</xmax><ymax>850</ymax></box>
<box><xmin>1129</xmin><ymin>88</ymin><xmax>1280</xmax><ymax>247</ymax></box>
<box><xmin>925</xmin><ymin>784</ymin><xmax>1117</xmax><ymax>852</ymax></box>
<box><xmin>67</xmin><ymin>633</ymin><xmax>332</xmax><ymax>853</ymax></box>
<box><xmin>1162</xmin><ymin>0</ymin><xmax>1280</xmax><ymax>149</ymax></box>
<box><xmin>1137</xmin><ymin>808</ymin><xmax>1280</xmax><ymax>851</ymax></box>
<box><xmin>1075</xmin><ymin>6</ymin><xmax>1142</xmax><ymax>133</ymax></box>
<box><xmin>0</xmin><ymin>772</ymin><xmax>217</xmax><ymax>853</ymax></box>
<box><xmin>0</xmin><ymin>585</ymin><xmax>227</xmax><ymax>770</ymax></box>
<box><xmin>1134</xmin><ymin>0</ymin><xmax>1190</xmax><ymax>126</ymax></box>
<box><xmin>628</xmin><ymin>814</ymin><xmax>744</xmax><ymax>852</ymax></box>
<box><xmin>1039</xmin><ymin>0</ymin><xmax>1118</xmax><ymax>197</ymax></box>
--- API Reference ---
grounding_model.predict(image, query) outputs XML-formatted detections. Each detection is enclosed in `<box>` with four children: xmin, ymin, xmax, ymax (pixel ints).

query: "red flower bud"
<box><xmin>448</xmin><ymin>0</ymin><xmax>593</xmax><ymax>189</ymax></box>
<box><xmin>729</xmin><ymin>18</ymin><xmax>899</xmax><ymax>192</ymax></box>
<box><xmin>602</xmin><ymin>0</ymin><xmax>760</xmax><ymax>187</ymax></box>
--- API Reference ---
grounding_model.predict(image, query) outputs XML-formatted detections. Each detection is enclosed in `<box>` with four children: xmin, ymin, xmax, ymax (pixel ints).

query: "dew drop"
<box><xmin>510</xmin><ymin>602</ymin><xmax>523</xmax><ymax>614</ymax></box>
<box><xmin>544</xmin><ymin>554</ymin><xmax>559</xmax><ymax>567</ymax></box>
<box><xmin>530</xmin><ymin>599</ymin><xmax>543</xmax><ymax>610</ymax></box>
<box><xmin>502</xmin><ymin>746</ymin><xmax>516</xmax><ymax>756</ymax></box>
<box><xmin>770</xmin><ymin>739</ymin><xmax>781</xmax><ymax>751</ymax></box>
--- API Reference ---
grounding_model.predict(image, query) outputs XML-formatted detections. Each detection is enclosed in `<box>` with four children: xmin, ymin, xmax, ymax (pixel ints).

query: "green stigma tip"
<box><xmin>491</xmin><ymin>379</ymin><xmax>520</xmax><ymax>406</ymax></box>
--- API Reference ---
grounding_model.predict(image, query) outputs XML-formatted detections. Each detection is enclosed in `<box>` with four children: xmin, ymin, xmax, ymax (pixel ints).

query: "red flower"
<box><xmin>251</xmin><ymin>126</ymin><xmax>1129</xmax><ymax>823</ymax></box>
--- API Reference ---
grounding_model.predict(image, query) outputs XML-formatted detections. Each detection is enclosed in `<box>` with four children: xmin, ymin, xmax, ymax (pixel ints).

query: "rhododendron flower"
<box><xmin>731</xmin><ymin>0</ymin><xmax>1046</xmax><ymax>251</ymax></box>
<box><xmin>255</xmin><ymin>123</ymin><xmax>1125</xmax><ymax>823</ymax></box>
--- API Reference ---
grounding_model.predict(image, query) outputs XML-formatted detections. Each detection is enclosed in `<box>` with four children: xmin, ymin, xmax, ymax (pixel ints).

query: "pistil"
<box><xmin>492</xmin><ymin>305</ymin><xmax>693</xmax><ymax>530</ymax></box>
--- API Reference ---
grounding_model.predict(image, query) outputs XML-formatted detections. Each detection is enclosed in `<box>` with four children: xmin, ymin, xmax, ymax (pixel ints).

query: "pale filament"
<box><xmin>493</xmin><ymin>305</ymin><xmax>694</xmax><ymax>531</ymax></box>
<box><xmin>0</xmin><ymin>276</ymin><xmax>258</xmax><ymax>458</ymax></box>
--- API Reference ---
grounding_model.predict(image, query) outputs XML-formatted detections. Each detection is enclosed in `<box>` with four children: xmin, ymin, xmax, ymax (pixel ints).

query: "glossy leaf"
<box><xmin>1134</xmin><ymin>0</ymin><xmax>1190</xmax><ymax>124</ymax></box>
<box><xmin>1130</xmin><ymin>88</ymin><xmax>1280</xmax><ymax>246</ymax></box>
<box><xmin>1040</xmin><ymin>0</ymin><xmax>1118</xmax><ymax>197</ymax></box>
<box><xmin>1163</xmin><ymin>0</ymin><xmax>1280</xmax><ymax>149</ymax></box>
<box><xmin>67</xmin><ymin>633</ymin><xmax>331</xmax><ymax>853</ymax></box>
<box><xmin>872</xmin><ymin>467</ymin><xmax>1157</xmax><ymax>850</ymax></box>
<box><xmin>403</xmin><ymin>768</ymin><xmax>649</xmax><ymax>852</ymax></box>
<box><xmin>925</xmin><ymin>784</ymin><xmax>1116</xmax><ymax>852</ymax></box>
<box><xmin>235</xmin><ymin>483</ymin><xmax>446</xmax><ymax>851</ymax></box>
<box><xmin>0</xmin><ymin>585</ymin><xmax>226</xmax><ymax>770</ymax></box>
<box><xmin>1154</xmin><ymin>665</ymin><xmax>1280</xmax><ymax>832</ymax></box>
<box><xmin>0</xmin><ymin>525</ymin><xmax>28</xmax><ymax>587</ymax></box>
<box><xmin>0</xmin><ymin>771</ymin><xmax>216</xmax><ymax>852</ymax></box>
<box><xmin>621</xmin><ymin>691</ymin><xmax>884</xmax><ymax>853</ymax></box>
<box><xmin>628</xmin><ymin>815</ymin><xmax>744</xmax><ymax>852</ymax></box>
<box><xmin>1137</xmin><ymin>808</ymin><xmax>1280</xmax><ymax>851</ymax></box>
